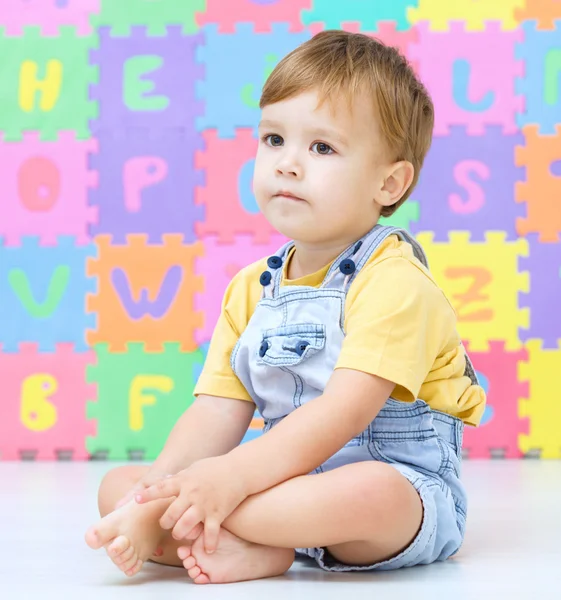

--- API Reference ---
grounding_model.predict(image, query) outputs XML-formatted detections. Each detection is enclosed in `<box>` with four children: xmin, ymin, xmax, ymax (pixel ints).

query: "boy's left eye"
<box><xmin>311</xmin><ymin>142</ymin><xmax>334</xmax><ymax>155</ymax></box>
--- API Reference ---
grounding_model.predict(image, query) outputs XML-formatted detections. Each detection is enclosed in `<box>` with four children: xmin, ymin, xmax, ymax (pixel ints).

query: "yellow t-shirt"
<box><xmin>194</xmin><ymin>235</ymin><xmax>486</xmax><ymax>426</ymax></box>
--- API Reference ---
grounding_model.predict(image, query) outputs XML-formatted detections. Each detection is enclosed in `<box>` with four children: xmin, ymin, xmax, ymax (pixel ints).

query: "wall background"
<box><xmin>0</xmin><ymin>0</ymin><xmax>560</xmax><ymax>461</ymax></box>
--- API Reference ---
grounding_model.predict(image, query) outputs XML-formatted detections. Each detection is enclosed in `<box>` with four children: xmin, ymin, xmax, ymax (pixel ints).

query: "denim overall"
<box><xmin>231</xmin><ymin>224</ymin><xmax>480</xmax><ymax>571</ymax></box>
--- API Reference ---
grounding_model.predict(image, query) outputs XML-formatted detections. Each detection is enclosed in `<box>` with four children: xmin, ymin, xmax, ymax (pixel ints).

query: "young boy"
<box><xmin>85</xmin><ymin>30</ymin><xmax>486</xmax><ymax>585</ymax></box>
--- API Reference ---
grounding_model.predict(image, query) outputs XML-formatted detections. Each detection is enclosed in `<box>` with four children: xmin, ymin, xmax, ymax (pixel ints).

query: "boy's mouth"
<box><xmin>273</xmin><ymin>190</ymin><xmax>305</xmax><ymax>202</ymax></box>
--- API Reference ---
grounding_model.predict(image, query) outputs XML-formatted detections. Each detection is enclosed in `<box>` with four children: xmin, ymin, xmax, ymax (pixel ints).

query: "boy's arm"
<box><xmin>150</xmin><ymin>394</ymin><xmax>255</xmax><ymax>475</ymax></box>
<box><xmin>227</xmin><ymin>368</ymin><xmax>395</xmax><ymax>496</ymax></box>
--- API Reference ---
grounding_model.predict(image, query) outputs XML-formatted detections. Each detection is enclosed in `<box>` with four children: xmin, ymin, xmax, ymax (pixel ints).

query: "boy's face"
<box><xmin>253</xmin><ymin>89</ymin><xmax>393</xmax><ymax>245</ymax></box>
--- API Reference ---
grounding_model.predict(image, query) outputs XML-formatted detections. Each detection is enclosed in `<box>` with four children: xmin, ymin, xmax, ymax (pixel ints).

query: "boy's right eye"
<box><xmin>263</xmin><ymin>134</ymin><xmax>284</xmax><ymax>147</ymax></box>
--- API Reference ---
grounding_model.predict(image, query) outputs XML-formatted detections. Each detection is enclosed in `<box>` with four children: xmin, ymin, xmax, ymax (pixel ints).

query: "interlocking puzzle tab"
<box><xmin>462</xmin><ymin>342</ymin><xmax>529</xmax><ymax>458</ymax></box>
<box><xmin>0</xmin><ymin>0</ymin><xmax>100</xmax><ymax>37</ymax></box>
<box><xmin>519</xmin><ymin>340</ymin><xmax>561</xmax><ymax>458</ymax></box>
<box><xmin>0</xmin><ymin>343</ymin><xmax>96</xmax><ymax>460</ymax></box>
<box><xmin>515</xmin><ymin>124</ymin><xmax>561</xmax><ymax>242</ymax></box>
<box><xmin>515</xmin><ymin>1</ymin><xmax>561</xmax><ymax>31</ymax></box>
<box><xmin>0</xmin><ymin>236</ymin><xmax>96</xmax><ymax>353</ymax></box>
<box><xmin>415</xmin><ymin>232</ymin><xmax>529</xmax><ymax>352</ymax></box>
<box><xmin>196</xmin><ymin>0</ymin><xmax>312</xmax><ymax>33</ymax></box>
<box><xmin>411</xmin><ymin>126</ymin><xmax>525</xmax><ymax>240</ymax></box>
<box><xmin>410</xmin><ymin>22</ymin><xmax>523</xmax><ymax>136</ymax></box>
<box><xmin>86</xmin><ymin>343</ymin><xmax>203</xmax><ymax>460</ymax></box>
<box><xmin>86</xmin><ymin>234</ymin><xmax>203</xmax><ymax>353</ymax></box>
<box><xmin>408</xmin><ymin>0</ymin><xmax>524</xmax><ymax>31</ymax></box>
<box><xmin>90</xmin><ymin>0</ymin><xmax>204</xmax><ymax>36</ymax></box>
<box><xmin>0</xmin><ymin>26</ymin><xmax>97</xmax><ymax>140</ymax></box>
<box><xmin>89</xmin><ymin>128</ymin><xmax>204</xmax><ymax>244</ymax></box>
<box><xmin>301</xmin><ymin>0</ymin><xmax>417</xmax><ymax>32</ymax></box>
<box><xmin>0</xmin><ymin>132</ymin><xmax>98</xmax><ymax>247</ymax></box>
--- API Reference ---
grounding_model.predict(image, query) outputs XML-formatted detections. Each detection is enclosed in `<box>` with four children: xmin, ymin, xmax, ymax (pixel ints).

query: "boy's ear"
<box><xmin>377</xmin><ymin>161</ymin><xmax>415</xmax><ymax>208</ymax></box>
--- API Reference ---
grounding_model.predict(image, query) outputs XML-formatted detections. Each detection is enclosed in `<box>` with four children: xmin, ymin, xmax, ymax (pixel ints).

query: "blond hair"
<box><xmin>260</xmin><ymin>30</ymin><xmax>434</xmax><ymax>217</ymax></box>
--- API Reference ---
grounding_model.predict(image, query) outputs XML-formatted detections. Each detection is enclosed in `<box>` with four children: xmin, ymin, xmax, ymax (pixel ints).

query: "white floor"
<box><xmin>1</xmin><ymin>460</ymin><xmax>560</xmax><ymax>599</ymax></box>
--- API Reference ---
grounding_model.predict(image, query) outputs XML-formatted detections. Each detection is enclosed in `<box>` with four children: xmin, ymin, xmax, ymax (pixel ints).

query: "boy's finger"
<box><xmin>135</xmin><ymin>477</ymin><xmax>179</xmax><ymax>503</ymax></box>
<box><xmin>204</xmin><ymin>519</ymin><xmax>221</xmax><ymax>554</ymax></box>
<box><xmin>159</xmin><ymin>496</ymin><xmax>190</xmax><ymax>531</ymax></box>
<box><xmin>172</xmin><ymin>505</ymin><xmax>202</xmax><ymax>540</ymax></box>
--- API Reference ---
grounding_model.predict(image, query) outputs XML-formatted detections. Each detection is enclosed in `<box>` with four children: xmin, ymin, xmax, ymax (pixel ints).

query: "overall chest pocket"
<box><xmin>257</xmin><ymin>323</ymin><xmax>326</xmax><ymax>367</ymax></box>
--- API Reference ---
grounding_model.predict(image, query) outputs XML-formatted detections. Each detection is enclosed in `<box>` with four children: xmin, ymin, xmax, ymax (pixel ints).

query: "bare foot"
<box><xmin>85</xmin><ymin>498</ymin><xmax>170</xmax><ymax>577</ymax></box>
<box><xmin>177</xmin><ymin>527</ymin><xmax>294</xmax><ymax>584</ymax></box>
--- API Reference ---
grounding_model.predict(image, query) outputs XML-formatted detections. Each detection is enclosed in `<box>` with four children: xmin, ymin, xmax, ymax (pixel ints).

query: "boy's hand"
<box><xmin>134</xmin><ymin>455</ymin><xmax>248</xmax><ymax>554</ymax></box>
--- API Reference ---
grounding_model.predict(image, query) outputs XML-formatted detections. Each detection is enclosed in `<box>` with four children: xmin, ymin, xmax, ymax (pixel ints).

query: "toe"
<box><xmin>194</xmin><ymin>573</ymin><xmax>211</xmax><ymax>585</ymax></box>
<box><xmin>182</xmin><ymin>556</ymin><xmax>197</xmax><ymax>569</ymax></box>
<box><xmin>126</xmin><ymin>559</ymin><xmax>143</xmax><ymax>577</ymax></box>
<box><xmin>188</xmin><ymin>565</ymin><xmax>201</xmax><ymax>579</ymax></box>
<box><xmin>85</xmin><ymin>520</ymin><xmax>117</xmax><ymax>550</ymax></box>
<box><xmin>114</xmin><ymin>545</ymin><xmax>134</xmax><ymax>566</ymax></box>
<box><xmin>177</xmin><ymin>545</ymin><xmax>192</xmax><ymax>560</ymax></box>
<box><xmin>84</xmin><ymin>526</ymin><xmax>104</xmax><ymax>550</ymax></box>
<box><xmin>121</xmin><ymin>553</ymin><xmax>139</xmax><ymax>574</ymax></box>
<box><xmin>107</xmin><ymin>535</ymin><xmax>130</xmax><ymax>557</ymax></box>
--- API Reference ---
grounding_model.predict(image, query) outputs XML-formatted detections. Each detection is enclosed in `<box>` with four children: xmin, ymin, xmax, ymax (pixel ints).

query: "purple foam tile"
<box><xmin>410</xmin><ymin>126</ymin><xmax>524</xmax><ymax>240</ymax></box>
<box><xmin>89</xmin><ymin>128</ymin><xmax>204</xmax><ymax>243</ymax></box>
<box><xmin>90</xmin><ymin>26</ymin><xmax>204</xmax><ymax>131</ymax></box>
<box><xmin>519</xmin><ymin>235</ymin><xmax>561</xmax><ymax>348</ymax></box>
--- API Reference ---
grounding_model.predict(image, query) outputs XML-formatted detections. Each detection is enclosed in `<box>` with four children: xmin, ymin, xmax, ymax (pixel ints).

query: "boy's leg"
<box><xmin>221</xmin><ymin>460</ymin><xmax>423</xmax><ymax>566</ymax></box>
<box><xmin>95</xmin><ymin>465</ymin><xmax>188</xmax><ymax>568</ymax></box>
<box><xmin>177</xmin><ymin>460</ymin><xmax>424</xmax><ymax>583</ymax></box>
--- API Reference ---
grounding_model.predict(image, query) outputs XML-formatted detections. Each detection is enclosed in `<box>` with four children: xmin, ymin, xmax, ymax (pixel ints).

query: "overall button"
<box><xmin>339</xmin><ymin>258</ymin><xmax>356</xmax><ymax>275</ymax></box>
<box><xmin>259</xmin><ymin>341</ymin><xmax>269</xmax><ymax>357</ymax></box>
<box><xmin>295</xmin><ymin>341</ymin><xmax>309</xmax><ymax>356</ymax></box>
<box><xmin>259</xmin><ymin>271</ymin><xmax>272</xmax><ymax>286</ymax></box>
<box><xmin>267</xmin><ymin>256</ymin><xmax>283</xmax><ymax>269</ymax></box>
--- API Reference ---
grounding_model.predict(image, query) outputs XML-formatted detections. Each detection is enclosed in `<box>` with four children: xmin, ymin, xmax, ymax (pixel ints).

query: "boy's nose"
<box><xmin>276</xmin><ymin>158</ymin><xmax>302</xmax><ymax>178</ymax></box>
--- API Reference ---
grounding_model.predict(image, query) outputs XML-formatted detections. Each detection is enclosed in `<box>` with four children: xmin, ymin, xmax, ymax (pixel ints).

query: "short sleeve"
<box><xmin>335</xmin><ymin>257</ymin><xmax>456</xmax><ymax>402</ymax></box>
<box><xmin>193</xmin><ymin>272</ymin><xmax>256</xmax><ymax>403</ymax></box>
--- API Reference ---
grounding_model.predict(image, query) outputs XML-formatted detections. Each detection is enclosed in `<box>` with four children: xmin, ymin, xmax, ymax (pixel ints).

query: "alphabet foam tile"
<box><xmin>515</xmin><ymin>0</ymin><xmax>561</xmax><ymax>31</ymax></box>
<box><xmin>195</xmin><ymin>234</ymin><xmax>289</xmax><ymax>345</ymax></box>
<box><xmin>415</xmin><ymin>232</ymin><xmax>529</xmax><ymax>352</ymax></box>
<box><xmin>195</xmin><ymin>128</ymin><xmax>282</xmax><ymax>244</ymax></box>
<box><xmin>90</xmin><ymin>0</ymin><xmax>204</xmax><ymax>36</ymax></box>
<box><xmin>0</xmin><ymin>343</ymin><xmax>96</xmax><ymax>460</ymax></box>
<box><xmin>515</xmin><ymin>20</ymin><xmax>561</xmax><ymax>135</ymax></box>
<box><xmin>86</xmin><ymin>342</ymin><xmax>204</xmax><ymax>460</ymax></box>
<box><xmin>410</xmin><ymin>126</ymin><xmax>525</xmax><ymax>241</ymax></box>
<box><xmin>89</xmin><ymin>128</ymin><xmax>204</xmax><ymax>244</ymax></box>
<box><xmin>515</xmin><ymin>124</ymin><xmax>561</xmax><ymax>242</ymax></box>
<box><xmin>196</xmin><ymin>23</ymin><xmax>310</xmax><ymax>137</ymax></box>
<box><xmin>407</xmin><ymin>0</ymin><xmax>524</xmax><ymax>31</ymax></box>
<box><xmin>301</xmin><ymin>0</ymin><xmax>418</xmax><ymax>32</ymax></box>
<box><xmin>519</xmin><ymin>340</ymin><xmax>561</xmax><ymax>458</ymax></box>
<box><xmin>196</xmin><ymin>0</ymin><xmax>312</xmax><ymax>33</ymax></box>
<box><xmin>0</xmin><ymin>26</ymin><xmax>98</xmax><ymax>141</ymax></box>
<box><xmin>0</xmin><ymin>236</ymin><xmax>97</xmax><ymax>353</ymax></box>
<box><xmin>462</xmin><ymin>341</ymin><xmax>529</xmax><ymax>459</ymax></box>
<box><xmin>519</xmin><ymin>235</ymin><xmax>561</xmax><ymax>348</ymax></box>
<box><xmin>90</xmin><ymin>27</ymin><xmax>204</xmax><ymax>131</ymax></box>
<box><xmin>409</xmin><ymin>22</ymin><xmax>524</xmax><ymax>136</ymax></box>
<box><xmin>0</xmin><ymin>132</ymin><xmax>98</xmax><ymax>247</ymax></box>
<box><xmin>0</xmin><ymin>0</ymin><xmax>99</xmax><ymax>36</ymax></box>
<box><xmin>86</xmin><ymin>234</ymin><xmax>203</xmax><ymax>353</ymax></box>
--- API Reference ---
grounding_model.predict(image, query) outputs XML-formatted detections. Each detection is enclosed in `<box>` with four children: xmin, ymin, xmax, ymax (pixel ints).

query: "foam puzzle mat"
<box><xmin>0</xmin><ymin>0</ymin><xmax>560</xmax><ymax>460</ymax></box>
